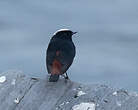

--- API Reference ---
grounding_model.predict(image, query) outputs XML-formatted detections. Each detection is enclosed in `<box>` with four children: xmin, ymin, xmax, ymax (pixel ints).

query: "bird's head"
<box><xmin>53</xmin><ymin>29</ymin><xmax>77</xmax><ymax>40</ymax></box>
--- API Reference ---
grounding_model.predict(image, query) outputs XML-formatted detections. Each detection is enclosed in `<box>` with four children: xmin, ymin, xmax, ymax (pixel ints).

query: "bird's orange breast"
<box><xmin>51</xmin><ymin>59</ymin><xmax>62</xmax><ymax>75</ymax></box>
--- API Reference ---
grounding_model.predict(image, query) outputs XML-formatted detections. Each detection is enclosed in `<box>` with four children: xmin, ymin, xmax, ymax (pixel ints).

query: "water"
<box><xmin>0</xmin><ymin>0</ymin><xmax>138</xmax><ymax>91</ymax></box>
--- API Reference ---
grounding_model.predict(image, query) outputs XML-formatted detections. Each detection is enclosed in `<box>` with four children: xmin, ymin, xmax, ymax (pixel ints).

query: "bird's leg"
<box><xmin>65</xmin><ymin>72</ymin><xmax>69</xmax><ymax>80</ymax></box>
<box><xmin>64</xmin><ymin>72</ymin><xmax>70</xmax><ymax>83</ymax></box>
<box><xmin>62</xmin><ymin>72</ymin><xmax>70</xmax><ymax>83</ymax></box>
<box><xmin>61</xmin><ymin>74</ymin><xmax>66</xmax><ymax>79</ymax></box>
<box><xmin>61</xmin><ymin>73</ymin><xmax>69</xmax><ymax>79</ymax></box>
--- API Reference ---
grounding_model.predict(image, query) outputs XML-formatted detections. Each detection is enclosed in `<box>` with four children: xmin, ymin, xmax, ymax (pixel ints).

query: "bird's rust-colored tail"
<box><xmin>51</xmin><ymin>59</ymin><xmax>61</xmax><ymax>75</ymax></box>
<box><xmin>49</xmin><ymin>59</ymin><xmax>61</xmax><ymax>82</ymax></box>
<box><xmin>49</xmin><ymin>74</ymin><xmax>59</xmax><ymax>82</ymax></box>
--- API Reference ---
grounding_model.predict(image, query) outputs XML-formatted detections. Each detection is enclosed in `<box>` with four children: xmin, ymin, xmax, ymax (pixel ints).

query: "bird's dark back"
<box><xmin>46</xmin><ymin>37</ymin><xmax>76</xmax><ymax>74</ymax></box>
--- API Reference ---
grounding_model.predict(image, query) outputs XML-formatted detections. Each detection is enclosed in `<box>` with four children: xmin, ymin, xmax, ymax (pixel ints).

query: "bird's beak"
<box><xmin>72</xmin><ymin>32</ymin><xmax>77</xmax><ymax>35</ymax></box>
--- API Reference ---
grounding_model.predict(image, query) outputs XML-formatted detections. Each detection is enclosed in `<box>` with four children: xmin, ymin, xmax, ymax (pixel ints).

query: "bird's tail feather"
<box><xmin>49</xmin><ymin>74</ymin><xmax>59</xmax><ymax>82</ymax></box>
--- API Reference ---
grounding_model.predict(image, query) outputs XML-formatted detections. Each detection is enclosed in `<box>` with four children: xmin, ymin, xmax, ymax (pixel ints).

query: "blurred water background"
<box><xmin>0</xmin><ymin>0</ymin><xmax>138</xmax><ymax>90</ymax></box>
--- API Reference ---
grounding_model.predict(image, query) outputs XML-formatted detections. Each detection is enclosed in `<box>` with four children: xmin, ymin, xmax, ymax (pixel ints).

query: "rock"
<box><xmin>0</xmin><ymin>70</ymin><xmax>138</xmax><ymax>110</ymax></box>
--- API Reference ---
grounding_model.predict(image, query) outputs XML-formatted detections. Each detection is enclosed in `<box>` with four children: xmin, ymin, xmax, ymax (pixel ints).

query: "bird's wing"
<box><xmin>46</xmin><ymin>40</ymin><xmax>75</xmax><ymax>74</ymax></box>
<box><xmin>58</xmin><ymin>42</ymin><xmax>76</xmax><ymax>74</ymax></box>
<box><xmin>46</xmin><ymin>39</ymin><xmax>64</xmax><ymax>74</ymax></box>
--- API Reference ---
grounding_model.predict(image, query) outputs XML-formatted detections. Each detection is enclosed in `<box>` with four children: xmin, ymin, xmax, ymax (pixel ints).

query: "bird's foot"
<box><xmin>65</xmin><ymin>76</ymin><xmax>69</xmax><ymax>79</ymax></box>
<box><xmin>65</xmin><ymin>76</ymin><xmax>71</xmax><ymax>83</ymax></box>
<box><xmin>61</xmin><ymin>74</ymin><xmax>70</xmax><ymax>83</ymax></box>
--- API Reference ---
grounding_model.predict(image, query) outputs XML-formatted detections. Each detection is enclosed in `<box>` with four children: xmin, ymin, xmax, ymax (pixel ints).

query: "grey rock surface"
<box><xmin>0</xmin><ymin>70</ymin><xmax>138</xmax><ymax>110</ymax></box>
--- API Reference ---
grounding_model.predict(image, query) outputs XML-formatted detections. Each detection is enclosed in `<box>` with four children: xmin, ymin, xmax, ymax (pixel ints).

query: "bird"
<box><xmin>46</xmin><ymin>29</ymin><xmax>77</xmax><ymax>82</ymax></box>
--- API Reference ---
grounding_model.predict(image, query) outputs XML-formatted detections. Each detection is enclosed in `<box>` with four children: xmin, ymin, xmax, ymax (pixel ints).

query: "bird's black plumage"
<box><xmin>46</xmin><ymin>29</ymin><xmax>76</xmax><ymax>82</ymax></box>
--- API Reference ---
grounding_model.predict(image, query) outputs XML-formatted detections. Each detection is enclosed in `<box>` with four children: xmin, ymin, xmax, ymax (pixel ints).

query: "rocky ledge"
<box><xmin>0</xmin><ymin>70</ymin><xmax>138</xmax><ymax>110</ymax></box>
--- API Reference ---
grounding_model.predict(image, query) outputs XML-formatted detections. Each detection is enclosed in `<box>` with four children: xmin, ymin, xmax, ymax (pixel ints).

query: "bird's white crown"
<box><xmin>53</xmin><ymin>29</ymin><xmax>71</xmax><ymax>35</ymax></box>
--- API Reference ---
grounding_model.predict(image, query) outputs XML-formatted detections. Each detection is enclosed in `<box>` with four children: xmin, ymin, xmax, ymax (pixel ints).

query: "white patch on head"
<box><xmin>53</xmin><ymin>29</ymin><xmax>71</xmax><ymax>35</ymax></box>
<box><xmin>0</xmin><ymin>76</ymin><xmax>6</xmax><ymax>83</ymax></box>
<box><xmin>72</xmin><ymin>102</ymin><xmax>95</xmax><ymax>110</ymax></box>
